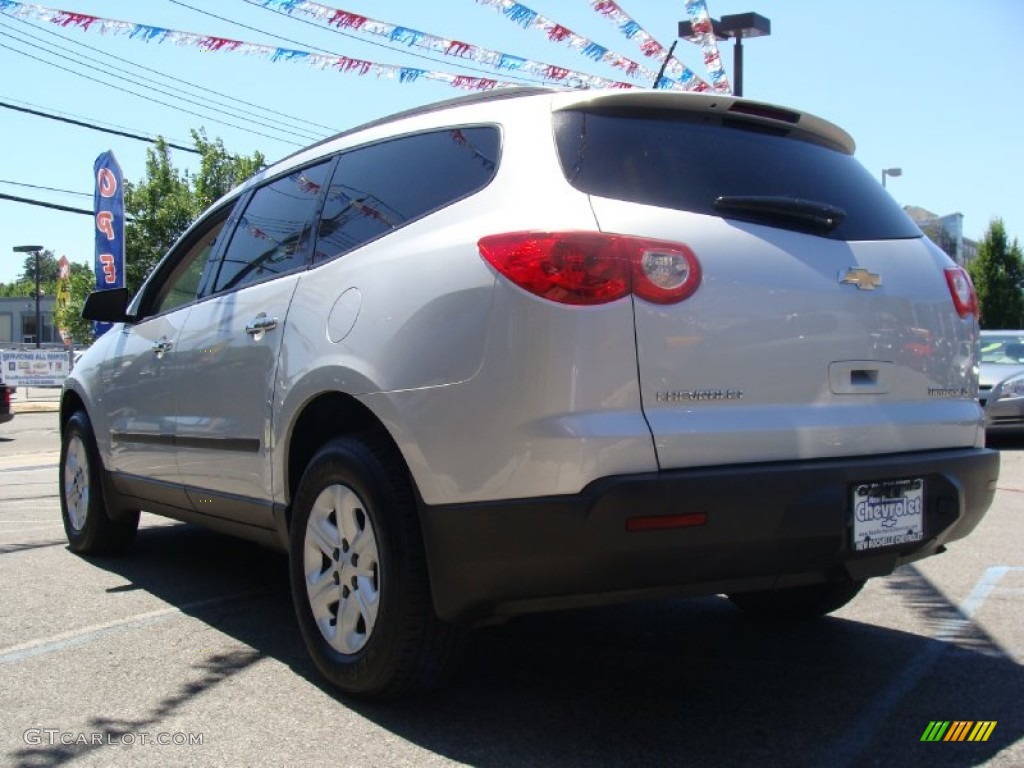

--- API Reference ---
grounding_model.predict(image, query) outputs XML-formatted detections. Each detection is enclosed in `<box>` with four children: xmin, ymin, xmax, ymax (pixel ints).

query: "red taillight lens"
<box><xmin>944</xmin><ymin>266</ymin><xmax>978</xmax><ymax>318</ymax></box>
<box><xmin>478</xmin><ymin>232</ymin><xmax>701</xmax><ymax>306</ymax></box>
<box><xmin>478</xmin><ymin>232</ymin><xmax>628</xmax><ymax>305</ymax></box>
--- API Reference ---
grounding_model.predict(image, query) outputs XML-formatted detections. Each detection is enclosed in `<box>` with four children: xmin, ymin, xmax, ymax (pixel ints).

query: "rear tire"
<box><xmin>60</xmin><ymin>410</ymin><xmax>139</xmax><ymax>555</ymax></box>
<box><xmin>288</xmin><ymin>435</ymin><xmax>462</xmax><ymax>699</ymax></box>
<box><xmin>727</xmin><ymin>578</ymin><xmax>865</xmax><ymax>620</ymax></box>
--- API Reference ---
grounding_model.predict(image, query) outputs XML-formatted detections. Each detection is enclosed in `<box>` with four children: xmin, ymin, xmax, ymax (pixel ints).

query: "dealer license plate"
<box><xmin>852</xmin><ymin>479</ymin><xmax>924</xmax><ymax>552</ymax></box>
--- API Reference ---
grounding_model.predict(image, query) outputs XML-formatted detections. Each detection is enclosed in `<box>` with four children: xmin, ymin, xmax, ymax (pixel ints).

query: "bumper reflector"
<box><xmin>626</xmin><ymin>513</ymin><xmax>708</xmax><ymax>532</ymax></box>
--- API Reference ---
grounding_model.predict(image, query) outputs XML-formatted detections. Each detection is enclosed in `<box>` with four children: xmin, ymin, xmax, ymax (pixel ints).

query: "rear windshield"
<box><xmin>553</xmin><ymin>108</ymin><xmax>921</xmax><ymax>241</ymax></box>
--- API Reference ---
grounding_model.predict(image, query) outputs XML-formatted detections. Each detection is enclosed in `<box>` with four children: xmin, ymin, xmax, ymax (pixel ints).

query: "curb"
<box><xmin>12</xmin><ymin>403</ymin><xmax>60</xmax><ymax>414</ymax></box>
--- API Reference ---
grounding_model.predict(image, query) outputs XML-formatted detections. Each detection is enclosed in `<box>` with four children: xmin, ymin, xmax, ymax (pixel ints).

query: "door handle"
<box><xmin>152</xmin><ymin>337</ymin><xmax>173</xmax><ymax>357</ymax></box>
<box><xmin>245</xmin><ymin>314</ymin><xmax>279</xmax><ymax>336</ymax></box>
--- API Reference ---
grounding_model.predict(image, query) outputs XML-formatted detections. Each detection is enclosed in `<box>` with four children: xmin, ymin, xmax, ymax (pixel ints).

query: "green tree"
<box><xmin>17</xmin><ymin>248</ymin><xmax>60</xmax><ymax>285</ymax></box>
<box><xmin>191</xmin><ymin>130</ymin><xmax>264</xmax><ymax>211</ymax></box>
<box><xmin>0</xmin><ymin>249</ymin><xmax>58</xmax><ymax>297</ymax></box>
<box><xmin>0</xmin><ymin>279</ymin><xmax>35</xmax><ymax>298</ymax></box>
<box><xmin>54</xmin><ymin>265</ymin><xmax>98</xmax><ymax>346</ymax></box>
<box><xmin>125</xmin><ymin>129</ymin><xmax>264</xmax><ymax>293</ymax></box>
<box><xmin>968</xmin><ymin>219</ymin><xmax>1024</xmax><ymax>329</ymax></box>
<box><xmin>0</xmin><ymin>250</ymin><xmax>54</xmax><ymax>298</ymax></box>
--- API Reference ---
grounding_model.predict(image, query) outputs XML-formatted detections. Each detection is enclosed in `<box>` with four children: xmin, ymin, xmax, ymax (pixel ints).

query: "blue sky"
<box><xmin>1</xmin><ymin>0</ymin><xmax>1022</xmax><ymax>284</ymax></box>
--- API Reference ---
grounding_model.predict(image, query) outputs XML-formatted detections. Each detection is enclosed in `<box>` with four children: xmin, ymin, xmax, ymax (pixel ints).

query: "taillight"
<box><xmin>478</xmin><ymin>232</ymin><xmax>701</xmax><ymax>306</ymax></box>
<box><xmin>944</xmin><ymin>266</ymin><xmax>978</xmax><ymax>318</ymax></box>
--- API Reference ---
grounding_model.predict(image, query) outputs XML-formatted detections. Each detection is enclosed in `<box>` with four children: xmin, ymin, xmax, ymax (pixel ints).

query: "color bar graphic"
<box><xmin>921</xmin><ymin>721</ymin><xmax>997</xmax><ymax>742</ymax></box>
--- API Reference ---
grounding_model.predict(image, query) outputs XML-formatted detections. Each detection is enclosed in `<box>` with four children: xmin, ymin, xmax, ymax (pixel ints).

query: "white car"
<box><xmin>63</xmin><ymin>87</ymin><xmax>999</xmax><ymax>698</ymax></box>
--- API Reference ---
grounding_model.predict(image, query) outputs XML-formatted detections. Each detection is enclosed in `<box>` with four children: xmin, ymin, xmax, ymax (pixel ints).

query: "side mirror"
<box><xmin>82</xmin><ymin>288</ymin><xmax>132</xmax><ymax>323</ymax></box>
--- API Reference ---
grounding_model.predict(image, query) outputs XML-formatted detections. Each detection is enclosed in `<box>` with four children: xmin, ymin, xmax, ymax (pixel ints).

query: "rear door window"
<box><xmin>211</xmin><ymin>161</ymin><xmax>332</xmax><ymax>294</ymax></box>
<box><xmin>315</xmin><ymin>126</ymin><xmax>500</xmax><ymax>263</ymax></box>
<box><xmin>553</xmin><ymin>108</ymin><xmax>920</xmax><ymax>241</ymax></box>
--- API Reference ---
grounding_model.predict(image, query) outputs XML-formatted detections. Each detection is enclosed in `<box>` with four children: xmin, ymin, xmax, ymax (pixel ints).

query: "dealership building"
<box><xmin>0</xmin><ymin>296</ymin><xmax>58</xmax><ymax>346</ymax></box>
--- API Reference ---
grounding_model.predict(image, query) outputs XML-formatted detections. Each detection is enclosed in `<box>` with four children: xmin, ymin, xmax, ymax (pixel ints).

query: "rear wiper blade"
<box><xmin>714</xmin><ymin>195</ymin><xmax>846</xmax><ymax>234</ymax></box>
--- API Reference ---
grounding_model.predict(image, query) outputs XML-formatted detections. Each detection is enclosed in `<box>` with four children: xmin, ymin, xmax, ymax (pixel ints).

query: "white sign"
<box><xmin>852</xmin><ymin>479</ymin><xmax>925</xmax><ymax>551</ymax></box>
<box><xmin>1</xmin><ymin>350</ymin><xmax>70</xmax><ymax>387</ymax></box>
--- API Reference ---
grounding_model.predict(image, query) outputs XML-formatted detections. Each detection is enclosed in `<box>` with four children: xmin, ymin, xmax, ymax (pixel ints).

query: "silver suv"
<box><xmin>63</xmin><ymin>87</ymin><xmax>999</xmax><ymax>698</ymax></box>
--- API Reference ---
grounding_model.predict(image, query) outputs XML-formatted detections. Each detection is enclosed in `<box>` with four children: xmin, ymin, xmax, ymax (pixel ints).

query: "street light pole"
<box><xmin>881</xmin><ymin>167</ymin><xmax>902</xmax><ymax>189</ymax></box>
<box><xmin>678</xmin><ymin>12</ymin><xmax>771</xmax><ymax>98</ymax></box>
<box><xmin>733</xmin><ymin>34</ymin><xmax>745</xmax><ymax>98</ymax></box>
<box><xmin>13</xmin><ymin>244</ymin><xmax>43</xmax><ymax>348</ymax></box>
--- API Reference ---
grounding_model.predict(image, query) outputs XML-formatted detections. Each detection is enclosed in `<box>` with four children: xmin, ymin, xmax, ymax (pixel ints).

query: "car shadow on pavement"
<box><xmin>78</xmin><ymin>522</ymin><xmax>1021</xmax><ymax>768</ymax></box>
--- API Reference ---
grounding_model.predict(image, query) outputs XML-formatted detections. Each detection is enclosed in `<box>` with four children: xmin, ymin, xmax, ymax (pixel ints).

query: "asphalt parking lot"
<box><xmin>1</xmin><ymin>410</ymin><xmax>1021</xmax><ymax>767</ymax></box>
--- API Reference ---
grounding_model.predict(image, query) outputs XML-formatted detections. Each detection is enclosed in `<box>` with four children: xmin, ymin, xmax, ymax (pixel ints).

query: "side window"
<box><xmin>149</xmin><ymin>213</ymin><xmax>231</xmax><ymax>316</ymax></box>
<box><xmin>315</xmin><ymin>126</ymin><xmax>499</xmax><ymax>263</ymax></box>
<box><xmin>211</xmin><ymin>161</ymin><xmax>332</xmax><ymax>294</ymax></box>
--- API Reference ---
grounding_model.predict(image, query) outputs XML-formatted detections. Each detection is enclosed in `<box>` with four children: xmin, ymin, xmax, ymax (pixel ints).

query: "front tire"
<box><xmin>288</xmin><ymin>436</ymin><xmax>461</xmax><ymax>698</ymax></box>
<box><xmin>60</xmin><ymin>410</ymin><xmax>139</xmax><ymax>555</ymax></box>
<box><xmin>727</xmin><ymin>578</ymin><xmax>865</xmax><ymax>620</ymax></box>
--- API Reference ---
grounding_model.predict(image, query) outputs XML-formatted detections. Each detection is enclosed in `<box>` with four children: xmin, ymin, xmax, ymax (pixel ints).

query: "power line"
<box><xmin>0</xmin><ymin>21</ymin><xmax>320</xmax><ymax>143</ymax></box>
<box><xmin>0</xmin><ymin>179</ymin><xmax>91</xmax><ymax>198</ymax></box>
<box><xmin>0</xmin><ymin>39</ymin><xmax>306</xmax><ymax>147</ymax></box>
<box><xmin>1</xmin><ymin>93</ymin><xmax>195</xmax><ymax>148</ymax></box>
<box><xmin>0</xmin><ymin>99</ymin><xmax>200</xmax><ymax>154</ymax></box>
<box><xmin>0</xmin><ymin>192</ymin><xmax>93</xmax><ymax>216</ymax></box>
<box><xmin>3</xmin><ymin>10</ymin><xmax>338</xmax><ymax>135</ymax></box>
<box><xmin>0</xmin><ymin>17</ymin><xmax>320</xmax><ymax>142</ymax></box>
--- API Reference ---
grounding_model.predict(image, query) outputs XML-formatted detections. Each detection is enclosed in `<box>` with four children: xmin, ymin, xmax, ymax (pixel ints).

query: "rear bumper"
<box><xmin>419</xmin><ymin>448</ymin><xmax>999</xmax><ymax>622</ymax></box>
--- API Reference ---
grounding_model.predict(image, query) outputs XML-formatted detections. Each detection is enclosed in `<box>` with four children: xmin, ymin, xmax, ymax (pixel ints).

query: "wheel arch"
<box><xmin>58</xmin><ymin>400</ymin><xmax>140</xmax><ymax>549</ymax></box>
<box><xmin>59</xmin><ymin>388</ymin><xmax>138</xmax><ymax>522</ymax></box>
<box><xmin>283</xmin><ymin>391</ymin><xmax>414</xmax><ymax>525</ymax></box>
<box><xmin>60</xmin><ymin>388</ymin><xmax>87</xmax><ymax>432</ymax></box>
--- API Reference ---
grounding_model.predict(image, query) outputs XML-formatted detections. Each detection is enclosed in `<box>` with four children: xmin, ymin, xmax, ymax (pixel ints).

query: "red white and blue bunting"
<box><xmin>258</xmin><ymin>0</ymin><xmax>650</xmax><ymax>91</ymax></box>
<box><xmin>0</xmin><ymin>0</ymin><xmax>532</xmax><ymax>91</ymax></box>
<box><xmin>587</xmin><ymin>1</ymin><xmax>712</xmax><ymax>91</ymax></box>
<box><xmin>683</xmin><ymin>0</ymin><xmax>731</xmax><ymax>93</ymax></box>
<box><xmin>0</xmin><ymin>0</ymin><xmax>730</xmax><ymax>95</ymax></box>
<box><xmin>474</xmin><ymin>0</ymin><xmax>709</xmax><ymax>92</ymax></box>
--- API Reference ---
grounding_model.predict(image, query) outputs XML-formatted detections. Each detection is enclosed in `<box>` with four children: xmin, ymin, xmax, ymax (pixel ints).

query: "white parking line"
<box><xmin>0</xmin><ymin>528</ymin><xmax>64</xmax><ymax>536</ymax></box>
<box><xmin>955</xmin><ymin>566</ymin><xmax>1017</xmax><ymax>625</ymax></box>
<box><xmin>820</xmin><ymin>566</ymin><xmax>1024</xmax><ymax>768</ymax></box>
<box><xmin>0</xmin><ymin>452</ymin><xmax>60</xmax><ymax>470</ymax></box>
<box><xmin>0</xmin><ymin>591</ymin><xmax>260</xmax><ymax>665</ymax></box>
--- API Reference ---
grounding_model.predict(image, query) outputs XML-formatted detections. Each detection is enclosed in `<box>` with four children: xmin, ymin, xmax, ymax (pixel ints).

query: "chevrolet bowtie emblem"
<box><xmin>839</xmin><ymin>267</ymin><xmax>882</xmax><ymax>291</ymax></box>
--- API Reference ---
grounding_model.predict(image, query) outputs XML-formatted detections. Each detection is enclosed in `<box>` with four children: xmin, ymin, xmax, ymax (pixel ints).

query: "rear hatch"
<box><xmin>552</xmin><ymin>93</ymin><xmax>981</xmax><ymax>469</ymax></box>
